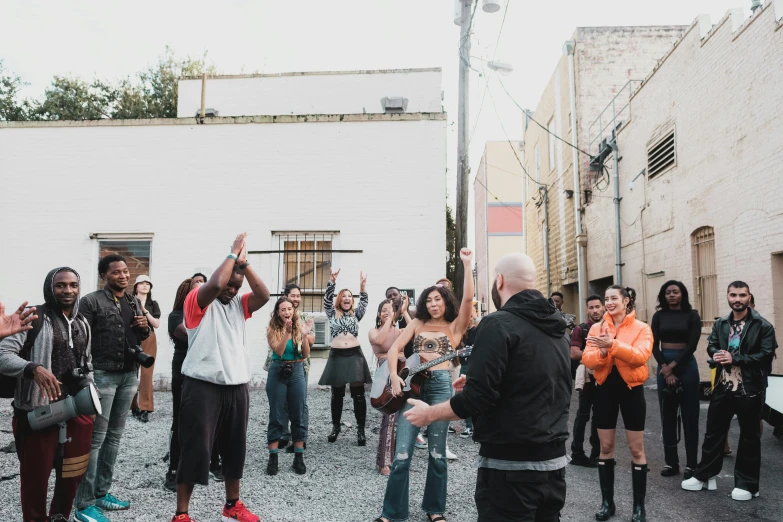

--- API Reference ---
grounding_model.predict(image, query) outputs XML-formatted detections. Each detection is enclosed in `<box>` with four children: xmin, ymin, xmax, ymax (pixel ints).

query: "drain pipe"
<box><xmin>541</xmin><ymin>186</ymin><xmax>551</xmax><ymax>296</ymax></box>
<box><xmin>564</xmin><ymin>40</ymin><xmax>586</xmax><ymax>323</ymax></box>
<box><xmin>611</xmin><ymin>139</ymin><xmax>622</xmax><ymax>285</ymax></box>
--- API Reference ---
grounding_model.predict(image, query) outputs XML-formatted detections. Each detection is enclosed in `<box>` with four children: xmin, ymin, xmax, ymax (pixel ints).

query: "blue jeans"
<box><xmin>282</xmin><ymin>366</ymin><xmax>309</xmax><ymax>442</ymax></box>
<box><xmin>382</xmin><ymin>370</ymin><xmax>452</xmax><ymax>521</ymax></box>
<box><xmin>75</xmin><ymin>370</ymin><xmax>138</xmax><ymax>509</ymax></box>
<box><xmin>266</xmin><ymin>361</ymin><xmax>307</xmax><ymax>443</ymax></box>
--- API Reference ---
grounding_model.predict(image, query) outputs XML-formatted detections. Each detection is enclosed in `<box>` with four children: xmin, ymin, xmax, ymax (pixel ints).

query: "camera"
<box><xmin>279</xmin><ymin>362</ymin><xmax>294</xmax><ymax>378</ymax></box>
<box><xmin>128</xmin><ymin>345</ymin><xmax>155</xmax><ymax>368</ymax></box>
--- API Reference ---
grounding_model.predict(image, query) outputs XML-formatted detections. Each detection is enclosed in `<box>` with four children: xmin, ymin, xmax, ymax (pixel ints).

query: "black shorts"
<box><xmin>176</xmin><ymin>377</ymin><xmax>250</xmax><ymax>485</ymax></box>
<box><xmin>593</xmin><ymin>367</ymin><xmax>646</xmax><ymax>431</ymax></box>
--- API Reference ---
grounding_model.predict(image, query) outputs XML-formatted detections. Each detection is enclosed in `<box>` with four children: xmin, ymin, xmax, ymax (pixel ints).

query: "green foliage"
<box><xmin>1</xmin><ymin>47</ymin><xmax>218</xmax><ymax>121</ymax></box>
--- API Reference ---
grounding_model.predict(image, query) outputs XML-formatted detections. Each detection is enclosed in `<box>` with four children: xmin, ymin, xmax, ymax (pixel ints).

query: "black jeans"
<box><xmin>694</xmin><ymin>388</ymin><xmax>763</xmax><ymax>493</ymax></box>
<box><xmin>571</xmin><ymin>376</ymin><xmax>599</xmax><ymax>458</ymax></box>
<box><xmin>475</xmin><ymin>467</ymin><xmax>566</xmax><ymax>522</ymax></box>
<box><xmin>657</xmin><ymin>351</ymin><xmax>700</xmax><ymax>469</ymax></box>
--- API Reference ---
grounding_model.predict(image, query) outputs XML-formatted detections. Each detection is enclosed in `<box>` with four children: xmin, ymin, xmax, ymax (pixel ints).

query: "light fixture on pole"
<box><xmin>482</xmin><ymin>0</ymin><xmax>502</xmax><ymax>13</ymax></box>
<box><xmin>487</xmin><ymin>61</ymin><xmax>513</xmax><ymax>75</ymax></box>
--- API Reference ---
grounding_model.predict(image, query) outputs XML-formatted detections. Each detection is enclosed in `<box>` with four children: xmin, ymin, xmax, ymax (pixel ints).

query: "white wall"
<box><xmin>177</xmin><ymin>69</ymin><xmax>443</xmax><ymax>118</ymax></box>
<box><xmin>0</xmin><ymin>116</ymin><xmax>446</xmax><ymax>386</ymax></box>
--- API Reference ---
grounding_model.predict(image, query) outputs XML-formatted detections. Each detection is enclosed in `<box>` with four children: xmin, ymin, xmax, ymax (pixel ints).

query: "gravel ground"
<box><xmin>1</xmin><ymin>386</ymin><xmax>782</xmax><ymax>522</ymax></box>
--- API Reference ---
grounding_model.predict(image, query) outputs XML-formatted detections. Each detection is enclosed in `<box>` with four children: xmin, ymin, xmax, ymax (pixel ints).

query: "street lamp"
<box><xmin>486</xmin><ymin>61</ymin><xmax>513</xmax><ymax>75</ymax></box>
<box><xmin>453</xmin><ymin>0</ymin><xmax>504</xmax><ymax>300</ymax></box>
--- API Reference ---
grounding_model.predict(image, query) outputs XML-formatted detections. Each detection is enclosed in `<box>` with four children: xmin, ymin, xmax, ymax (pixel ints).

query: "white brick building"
<box><xmin>584</xmin><ymin>5</ymin><xmax>783</xmax><ymax>376</ymax></box>
<box><xmin>0</xmin><ymin>68</ymin><xmax>447</xmax><ymax>386</ymax></box>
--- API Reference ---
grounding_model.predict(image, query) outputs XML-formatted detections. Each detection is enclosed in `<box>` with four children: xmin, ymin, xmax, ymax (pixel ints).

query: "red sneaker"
<box><xmin>171</xmin><ymin>515</ymin><xmax>196</xmax><ymax>522</ymax></box>
<box><xmin>222</xmin><ymin>500</ymin><xmax>261</xmax><ymax>522</ymax></box>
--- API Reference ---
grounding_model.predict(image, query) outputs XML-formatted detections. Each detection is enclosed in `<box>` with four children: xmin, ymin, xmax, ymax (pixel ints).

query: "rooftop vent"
<box><xmin>194</xmin><ymin>108</ymin><xmax>219</xmax><ymax>118</ymax></box>
<box><xmin>647</xmin><ymin>129</ymin><xmax>676</xmax><ymax>179</ymax></box>
<box><xmin>381</xmin><ymin>97</ymin><xmax>408</xmax><ymax>114</ymax></box>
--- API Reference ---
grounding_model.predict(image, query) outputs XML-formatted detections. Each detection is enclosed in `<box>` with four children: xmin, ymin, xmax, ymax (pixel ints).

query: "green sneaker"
<box><xmin>73</xmin><ymin>505</ymin><xmax>110</xmax><ymax>522</ymax></box>
<box><xmin>96</xmin><ymin>493</ymin><xmax>130</xmax><ymax>510</ymax></box>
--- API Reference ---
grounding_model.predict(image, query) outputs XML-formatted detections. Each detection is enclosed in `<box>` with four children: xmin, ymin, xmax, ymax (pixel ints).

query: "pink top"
<box><xmin>371</xmin><ymin>327</ymin><xmax>403</xmax><ymax>360</ymax></box>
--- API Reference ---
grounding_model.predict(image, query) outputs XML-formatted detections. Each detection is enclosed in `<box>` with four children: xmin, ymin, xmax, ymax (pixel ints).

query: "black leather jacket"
<box><xmin>80</xmin><ymin>288</ymin><xmax>150</xmax><ymax>371</ymax></box>
<box><xmin>707</xmin><ymin>308</ymin><xmax>777</xmax><ymax>395</ymax></box>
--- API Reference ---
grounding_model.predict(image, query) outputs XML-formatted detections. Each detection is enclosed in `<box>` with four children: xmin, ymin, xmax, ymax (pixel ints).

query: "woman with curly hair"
<box><xmin>265</xmin><ymin>297</ymin><xmax>311</xmax><ymax>476</ymax></box>
<box><xmin>375</xmin><ymin>248</ymin><xmax>474</xmax><ymax>522</ymax></box>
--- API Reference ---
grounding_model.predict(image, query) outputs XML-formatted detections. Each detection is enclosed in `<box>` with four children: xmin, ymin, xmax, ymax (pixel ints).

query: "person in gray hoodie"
<box><xmin>0</xmin><ymin>267</ymin><xmax>94</xmax><ymax>522</ymax></box>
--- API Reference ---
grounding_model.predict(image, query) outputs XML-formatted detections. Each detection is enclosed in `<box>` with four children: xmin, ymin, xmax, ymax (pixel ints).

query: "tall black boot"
<box><xmin>328</xmin><ymin>387</ymin><xmax>344</xmax><ymax>443</ymax></box>
<box><xmin>631</xmin><ymin>463</ymin><xmax>648</xmax><ymax>522</ymax></box>
<box><xmin>595</xmin><ymin>458</ymin><xmax>616</xmax><ymax>521</ymax></box>
<box><xmin>266</xmin><ymin>453</ymin><xmax>278</xmax><ymax>476</ymax></box>
<box><xmin>292</xmin><ymin>452</ymin><xmax>306</xmax><ymax>475</ymax></box>
<box><xmin>350</xmin><ymin>386</ymin><xmax>367</xmax><ymax>446</ymax></box>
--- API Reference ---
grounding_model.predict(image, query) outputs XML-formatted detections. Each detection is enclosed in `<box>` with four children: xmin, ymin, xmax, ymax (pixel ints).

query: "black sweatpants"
<box><xmin>571</xmin><ymin>376</ymin><xmax>599</xmax><ymax>458</ymax></box>
<box><xmin>475</xmin><ymin>467</ymin><xmax>566</xmax><ymax>522</ymax></box>
<box><xmin>176</xmin><ymin>377</ymin><xmax>250</xmax><ymax>486</ymax></box>
<box><xmin>694</xmin><ymin>388</ymin><xmax>763</xmax><ymax>493</ymax></box>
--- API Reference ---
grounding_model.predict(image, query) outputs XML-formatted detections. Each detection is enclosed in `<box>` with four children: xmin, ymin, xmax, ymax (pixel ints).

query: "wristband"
<box><xmin>227</xmin><ymin>253</ymin><xmax>239</xmax><ymax>261</ymax></box>
<box><xmin>239</xmin><ymin>261</ymin><xmax>250</xmax><ymax>270</ymax></box>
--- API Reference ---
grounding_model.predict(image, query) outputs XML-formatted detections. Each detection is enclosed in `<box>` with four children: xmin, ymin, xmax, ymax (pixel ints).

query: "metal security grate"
<box><xmin>648</xmin><ymin>129</ymin><xmax>676</xmax><ymax>179</ymax></box>
<box><xmin>691</xmin><ymin>227</ymin><xmax>718</xmax><ymax>326</ymax></box>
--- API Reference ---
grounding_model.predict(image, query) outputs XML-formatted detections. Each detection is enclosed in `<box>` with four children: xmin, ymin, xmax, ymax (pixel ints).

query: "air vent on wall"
<box><xmin>647</xmin><ymin>129</ymin><xmax>676</xmax><ymax>178</ymax></box>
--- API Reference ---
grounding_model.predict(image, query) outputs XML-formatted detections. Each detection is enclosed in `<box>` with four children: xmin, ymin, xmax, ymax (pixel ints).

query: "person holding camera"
<box><xmin>0</xmin><ymin>267</ymin><xmax>94</xmax><ymax>522</ymax></box>
<box><xmin>172</xmin><ymin>233</ymin><xmax>270</xmax><ymax>522</ymax></box>
<box><xmin>651</xmin><ymin>281</ymin><xmax>702</xmax><ymax>480</ymax></box>
<box><xmin>73</xmin><ymin>255</ymin><xmax>151</xmax><ymax>522</ymax></box>
<box><xmin>130</xmin><ymin>275</ymin><xmax>161</xmax><ymax>423</ymax></box>
<box><xmin>265</xmin><ymin>296</ymin><xmax>311</xmax><ymax>476</ymax></box>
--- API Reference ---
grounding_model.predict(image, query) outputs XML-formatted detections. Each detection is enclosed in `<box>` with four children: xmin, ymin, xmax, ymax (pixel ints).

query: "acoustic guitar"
<box><xmin>370</xmin><ymin>346</ymin><xmax>472</xmax><ymax>415</ymax></box>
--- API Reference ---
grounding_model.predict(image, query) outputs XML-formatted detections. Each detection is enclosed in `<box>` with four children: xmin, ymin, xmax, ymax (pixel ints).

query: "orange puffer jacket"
<box><xmin>582</xmin><ymin>311</ymin><xmax>653</xmax><ymax>388</ymax></box>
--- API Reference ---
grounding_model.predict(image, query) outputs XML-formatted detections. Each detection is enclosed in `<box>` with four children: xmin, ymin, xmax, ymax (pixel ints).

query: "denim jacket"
<box><xmin>80</xmin><ymin>288</ymin><xmax>150</xmax><ymax>371</ymax></box>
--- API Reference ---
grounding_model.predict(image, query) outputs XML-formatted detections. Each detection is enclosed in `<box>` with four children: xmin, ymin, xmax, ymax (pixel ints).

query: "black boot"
<box><xmin>595</xmin><ymin>458</ymin><xmax>616</xmax><ymax>521</ymax></box>
<box><xmin>631</xmin><ymin>463</ymin><xmax>648</xmax><ymax>522</ymax></box>
<box><xmin>357</xmin><ymin>425</ymin><xmax>367</xmax><ymax>446</ymax></box>
<box><xmin>328</xmin><ymin>424</ymin><xmax>341</xmax><ymax>443</ymax></box>
<box><xmin>292</xmin><ymin>452</ymin><xmax>306</xmax><ymax>475</ymax></box>
<box><xmin>266</xmin><ymin>453</ymin><xmax>279</xmax><ymax>476</ymax></box>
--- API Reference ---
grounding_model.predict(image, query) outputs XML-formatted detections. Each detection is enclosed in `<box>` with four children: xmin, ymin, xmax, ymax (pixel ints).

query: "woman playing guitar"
<box><xmin>375</xmin><ymin>248</ymin><xmax>474</xmax><ymax>522</ymax></box>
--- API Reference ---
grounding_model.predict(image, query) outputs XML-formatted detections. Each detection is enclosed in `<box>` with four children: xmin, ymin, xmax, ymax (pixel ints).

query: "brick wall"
<box><xmin>604</xmin><ymin>5</ymin><xmax>783</xmax><ymax>376</ymax></box>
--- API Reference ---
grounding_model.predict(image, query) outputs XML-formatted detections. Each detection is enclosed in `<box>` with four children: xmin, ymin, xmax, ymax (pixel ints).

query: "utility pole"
<box><xmin>454</xmin><ymin>0</ymin><xmax>472</xmax><ymax>300</ymax></box>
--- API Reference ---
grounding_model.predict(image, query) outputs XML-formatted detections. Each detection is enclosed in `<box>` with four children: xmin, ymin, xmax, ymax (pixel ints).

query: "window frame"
<box><xmin>547</xmin><ymin>117</ymin><xmax>556</xmax><ymax>172</ymax></box>
<box><xmin>691</xmin><ymin>226</ymin><xmax>718</xmax><ymax>327</ymax></box>
<box><xmin>274</xmin><ymin>231</ymin><xmax>338</xmax><ymax>314</ymax></box>
<box><xmin>91</xmin><ymin>233</ymin><xmax>154</xmax><ymax>292</ymax></box>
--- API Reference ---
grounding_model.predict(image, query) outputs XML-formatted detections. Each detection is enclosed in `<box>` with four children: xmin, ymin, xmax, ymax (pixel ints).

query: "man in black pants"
<box><xmin>569</xmin><ymin>294</ymin><xmax>605</xmax><ymax>467</ymax></box>
<box><xmin>405</xmin><ymin>253</ymin><xmax>572</xmax><ymax>522</ymax></box>
<box><xmin>682</xmin><ymin>281</ymin><xmax>776</xmax><ymax>501</ymax></box>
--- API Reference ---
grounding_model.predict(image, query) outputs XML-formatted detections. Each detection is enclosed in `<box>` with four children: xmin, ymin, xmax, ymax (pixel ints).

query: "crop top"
<box><xmin>324</xmin><ymin>281</ymin><xmax>368</xmax><ymax>338</ymax></box>
<box><xmin>271</xmin><ymin>339</ymin><xmax>299</xmax><ymax>361</ymax></box>
<box><xmin>651</xmin><ymin>308</ymin><xmax>702</xmax><ymax>366</ymax></box>
<box><xmin>412</xmin><ymin>325</ymin><xmax>459</xmax><ymax>357</ymax></box>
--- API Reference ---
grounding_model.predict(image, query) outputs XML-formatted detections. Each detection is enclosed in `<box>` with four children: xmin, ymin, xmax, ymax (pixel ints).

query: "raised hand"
<box><xmin>0</xmin><ymin>302</ymin><xmax>37</xmax><ymax>338</ymax></box>
<box><xmin>231</xmin><ymin>233</ymin><xmax>247</xmax><ymax>256</ymax></box>
<box><xmin>360</xmin><ymin>271</ymin><xmax>368</xmax><ymax>292</ymax></box>
<box><xmin>459</xmin><ymin>248</ymin><xmax>473</xmax><ymax>264</ymax></box>
<box><xmin>237</xmin><ymin>241</ymin><xmax>248</xmax><ymax>265</ymax></box>
<box><xmin>330</xmin><ymin>268</ymin><xmax>341</xmax><ymax>284</ymax></box>
<box><xmin>284</xmin><ymin>319</ymin><xmax>293</xmax><ymax>334</ymax></box>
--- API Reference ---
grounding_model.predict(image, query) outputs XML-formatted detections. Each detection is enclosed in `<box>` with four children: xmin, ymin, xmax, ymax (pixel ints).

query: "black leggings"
<box><xmin>593</xmin><ymin>367</ymin><xmax>646</xmax><ymax>431</ymax></box>
<box><xmin>330</xmin><ymin>385</ymin><xmax>366</xmax><ymax>427</ymax></box>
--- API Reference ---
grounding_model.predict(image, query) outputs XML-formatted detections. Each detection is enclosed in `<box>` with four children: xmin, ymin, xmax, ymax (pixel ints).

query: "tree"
<box><xmin>0</xmin><ymin>60</ymin><xmax>28</xmax><ymax>121</ymax></box>
<box><xmin>446</xmin><ymin>204</ymin><xmax>457</xmax><ymax>285</ymax></box>
<box><xmin>5</xmin><ymin>47</ymin><xmax>218</xmax><ymax>121</ymax></box>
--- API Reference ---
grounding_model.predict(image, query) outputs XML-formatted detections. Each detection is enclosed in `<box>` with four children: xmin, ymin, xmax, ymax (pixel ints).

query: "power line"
<box><xmin>485</xmin><ymin>83</ymin><xmax>538</xmax><ymax>188</ymax></box>
<box><xmin>496</xmin><ymin>75</ymin><xmax>594</xmax><ymax>159</ymax></box>
<box><xmin>474</xmin><ymin>175</ymin><xmax>524</xmax><ymax>219</ymax></box>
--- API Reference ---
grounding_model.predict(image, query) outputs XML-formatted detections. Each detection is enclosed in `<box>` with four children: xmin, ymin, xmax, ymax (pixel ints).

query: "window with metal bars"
<box><xmin>691</xmin><ymin>226</ymin><xmax>718</xmax><ymax>326</ymax></box>
<box><xmin>647</xmin><ymin>128</ymin><xmax>676</xmax><ymax>179</ymax></box>
<box><xmin>275</xmin><ymin>232</ymin><xmax>336</xmax><ymax>314</ymax></box>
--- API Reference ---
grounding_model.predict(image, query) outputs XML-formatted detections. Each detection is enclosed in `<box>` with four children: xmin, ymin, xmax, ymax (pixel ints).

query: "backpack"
<box><xmin>579</xmin><ymin>323</ymin><xmax>589</xmax><ymax>351</ymax></box>
<box><xmin>0</xmin><ymin>309</ymin><xmax>45</xmax><ymax>399</ymax></box>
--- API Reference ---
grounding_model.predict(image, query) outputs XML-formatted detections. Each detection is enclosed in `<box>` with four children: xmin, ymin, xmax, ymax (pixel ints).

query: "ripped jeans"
<box><xmin>381</xmin><ymin>370</ymin><xmax>452</xmax><ymax>521</ymax></box>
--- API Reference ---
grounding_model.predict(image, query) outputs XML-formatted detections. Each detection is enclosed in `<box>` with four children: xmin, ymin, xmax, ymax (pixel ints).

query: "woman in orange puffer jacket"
<box><xmin>582</xmin><ymin>285</ymin><xmax>653</xmax><ymax>522</ymax></box>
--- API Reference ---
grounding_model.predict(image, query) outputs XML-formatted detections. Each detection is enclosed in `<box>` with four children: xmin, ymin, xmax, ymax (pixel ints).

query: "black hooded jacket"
<box><xmin>450</xmin><ymin>289</ymin><xmax>572</xmax><ymax>461</ymax></box>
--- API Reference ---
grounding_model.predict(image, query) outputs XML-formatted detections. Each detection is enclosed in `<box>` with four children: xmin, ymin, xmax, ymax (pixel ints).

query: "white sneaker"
<box><xmin>681</xmin><ymin>476</ymin><xmax>717</xmax><ymax>491</ymax></box>
<box><xmin>731</xmin><ymin>488</ymin><xmax>759</xmax><ymax>501</ymax></box>
<box><xmin>445</xmin><ymin>446</ymin><xmax>458</xmax><ymax>460</ymax></box>
<box><xmin>415</xmin><ymin>434</ymin><xmax>428</xmax><ymax>449</ymax></box>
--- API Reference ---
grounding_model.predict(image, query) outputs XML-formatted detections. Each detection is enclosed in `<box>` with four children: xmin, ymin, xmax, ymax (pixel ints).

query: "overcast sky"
<box><xmin>3</xmin><ymin>0</ymin><xmax>749</xmax><ymax>244</ymax></box>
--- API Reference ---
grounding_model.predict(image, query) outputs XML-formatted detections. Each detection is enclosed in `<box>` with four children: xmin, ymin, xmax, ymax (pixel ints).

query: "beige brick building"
<box><xmin>474</xmin><ymin>141</ymin><xmax>524</xmax><ymax>313</ymax></box>
<box><xmin>585</xmin><ymin>5</ymin><xmax>783</xmax><ymax>376</ymax></box>
<box><xmin>522</xmin><ymin>26</ymin><xmax>686</xmax><ymax>320</ymax></box>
